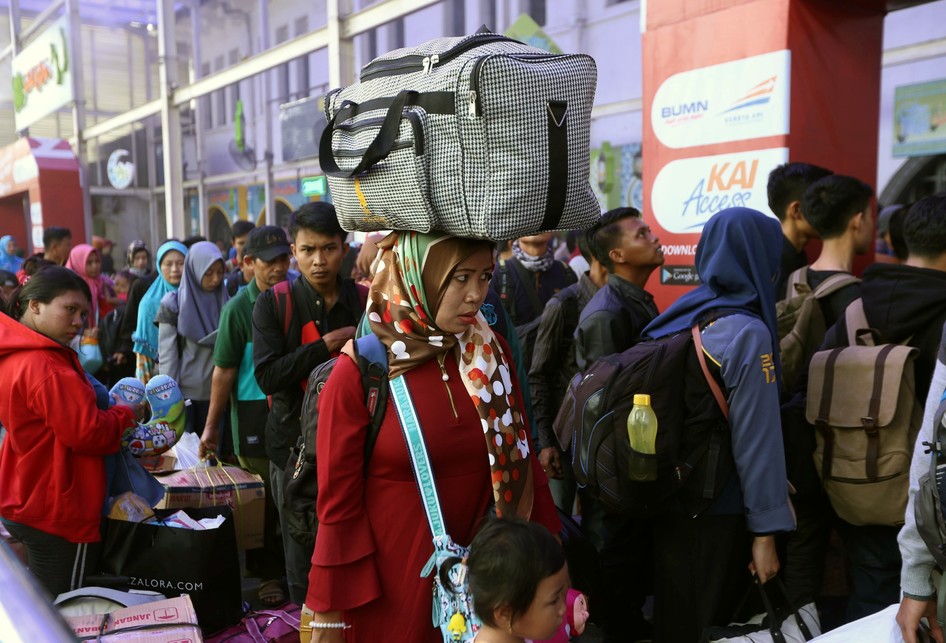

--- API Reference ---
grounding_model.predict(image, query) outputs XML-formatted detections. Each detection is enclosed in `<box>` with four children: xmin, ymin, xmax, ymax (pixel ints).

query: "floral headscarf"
<box><xmin>367</xmin><ymin>231</ymin><xmax>534</xmax><ymax>520</ymax></box>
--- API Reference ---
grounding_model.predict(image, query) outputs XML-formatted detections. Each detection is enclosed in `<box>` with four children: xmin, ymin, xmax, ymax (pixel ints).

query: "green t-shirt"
<box><xmin>215</xmin><ymin>279</ymin><xmax>268</xmax><ymax>457</ymax></box>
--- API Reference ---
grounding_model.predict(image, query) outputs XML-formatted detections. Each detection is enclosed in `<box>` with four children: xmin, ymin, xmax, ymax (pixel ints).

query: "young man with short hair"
<box><xmin>200</xmin><ymin>225</ymin><xmax>291</xmax><ymax>606</ymax></box>
<box><xmin>787</xmin><ymin>194</ymin><xmax>946</xmax><ymax>619</ymax></box>
<box><xmin>575</xmin><ymin>207</ymin><xmax>664</xmax><ymax>370</ymax></box>
<box><xmin>798</xmin><ymin>174</ymin><xmax>874</xmax><ymax>327</ymax></box>
<box><xmin>230</xmin><ymin>220</ymin><xmax>255</xmax><ymax>268</ymax></box>
<box><xmin>767</xmin><ymin>162</ymin><xmax>833</xmax><ymax>297</ymax></box>
<box><xmin>572</xmin><ymin>207</ymin><xmax>664</xmax><ymax>642</ymax></box>
<box><xmin>42</xmin><ymin>227</ymin><xmax>72</xmax><ymax>266</ymax></box>
<box><xmin>252</xmin><ymin>203</ymin><xmax>362</xmax><ymax>604</ymax></box>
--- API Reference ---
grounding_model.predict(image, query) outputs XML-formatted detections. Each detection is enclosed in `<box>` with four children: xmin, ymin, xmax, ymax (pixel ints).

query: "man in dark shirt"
<box><xmin>575</xmin><ymin>208</ymin><xmax>663</xmax><ymax>371</ymax></box>
<box><xmin>767</xmin><ymin>162</ymin><xmax>833</xmax><ymax>298</ymax></box>
<box><xmin>529</xmin><ymin>229</ymin><xmax>607</xmax><ymax>511</ymax></box>
<box><xmin>572</xmin><ymin>207</ymin><xmax>664</xmax><ymax>642</ymax></box>
<box><xmin>252</xmin><ymin>203</ymin><xmax>361</xmax><ymax>604</ymax></box>
<box><xmin>799</xmin><ymin>174</ymin><xmax>873</xmax><ymax>329</ymax></box>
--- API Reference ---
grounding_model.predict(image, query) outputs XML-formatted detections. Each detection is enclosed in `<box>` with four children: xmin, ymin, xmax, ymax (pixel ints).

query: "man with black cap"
<box><xmin>198</xmin><ymin>225</ymin><xmax>291</xmax><ymax>606</ymax></box>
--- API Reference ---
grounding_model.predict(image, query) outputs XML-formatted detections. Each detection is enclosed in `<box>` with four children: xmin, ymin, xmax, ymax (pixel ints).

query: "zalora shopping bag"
<box><xmin>99</xmin><ymin>505</ymin><xmax>243</xmax><ymax>633</ymax></box>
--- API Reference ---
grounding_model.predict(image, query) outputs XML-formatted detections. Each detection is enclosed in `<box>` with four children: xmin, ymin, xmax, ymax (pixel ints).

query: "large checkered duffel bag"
<box><xmin>318</xmin><ymin>29</ymin><xmax>599</xmax><ymax>240</ymax></box>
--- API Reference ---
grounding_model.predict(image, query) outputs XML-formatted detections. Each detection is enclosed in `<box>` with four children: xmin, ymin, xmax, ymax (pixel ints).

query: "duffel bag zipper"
<box><xmin>333</xmin><ymin>139</ymin><xmax>412</xmax><ymax>158</ymax></box>
<box><xmin>468</xmin><ymin>52</ymin><xmax>582</xmax><ymax>118</ymax></box>
<box><xmin>334</xmin><ymin>112</ymin><xmax>425</xmax><ymax>156</ymax></box>
<box><xmin>361</xmin><ymin>32</ymin><xmax>514</xmax><ymax>81</ymax></box>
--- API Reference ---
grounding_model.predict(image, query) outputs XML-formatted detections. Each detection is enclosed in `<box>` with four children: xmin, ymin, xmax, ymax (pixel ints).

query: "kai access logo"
<box><xmin>651</xmin><ymin>148</ymin><xmax>788</xmax><ymax>234</ymax></box>
<box><xmin>651</xmin><ymin>50</ymin><xmax>790</xmax><ymax>149</ymax></box>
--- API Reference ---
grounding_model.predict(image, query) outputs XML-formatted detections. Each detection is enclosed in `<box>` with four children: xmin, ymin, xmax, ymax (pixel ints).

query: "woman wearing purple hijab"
<box><xmin>156</xmin><ymin>241</ymin><xmax>228</xmax><ymax>434</ymax></box>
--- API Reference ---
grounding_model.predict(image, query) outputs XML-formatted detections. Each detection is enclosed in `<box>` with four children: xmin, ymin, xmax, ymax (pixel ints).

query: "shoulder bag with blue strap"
<box><xmin>390</xmin><ymin>375</ymin><xmax>482</xmax><ymax>643</ymax></box>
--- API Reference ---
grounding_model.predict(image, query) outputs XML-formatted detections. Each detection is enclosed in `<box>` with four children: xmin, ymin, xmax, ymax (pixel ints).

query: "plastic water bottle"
<box><xmin>627</xmin><ymin>394</ymin><xmax>658</xmax><ymax>481</ymax></box>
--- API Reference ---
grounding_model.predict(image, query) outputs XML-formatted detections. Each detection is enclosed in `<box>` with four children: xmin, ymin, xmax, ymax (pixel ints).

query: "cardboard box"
<box><xmin>64</xmin><ymin>595</ymin><xmax>203</xmax><ymax>642</ymax></box>
<box><xmin>155</xmin><ymin>466</ymin><xmax>265</xmax><ymax>550</ymax></box>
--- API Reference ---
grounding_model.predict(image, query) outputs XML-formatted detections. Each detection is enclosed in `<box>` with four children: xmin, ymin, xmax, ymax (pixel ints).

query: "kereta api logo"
<box><xmin>651</xmin><ymin>50</ymin><xmax>790</xmax><ymax>149</ymax></box>
<box><xmin>721</xmin><ymin>76</ymin><xmax>777</xmax><ymax>114</ymax></box>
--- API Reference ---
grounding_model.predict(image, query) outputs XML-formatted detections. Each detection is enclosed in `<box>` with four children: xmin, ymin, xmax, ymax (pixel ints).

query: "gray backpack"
<box><xmin>319</xmin><ymin>29</ymin><xmax>599</xmax><ymax>240</ymax></box>
<box><xmin>776</xmin><ymin>267</ymin><xmax>860</xmax><ymax>393</ymax></box>
<box><xmin>915</xmin><ymin>394</ymin><xmax>946</xmax><ymax>568</ymax></box>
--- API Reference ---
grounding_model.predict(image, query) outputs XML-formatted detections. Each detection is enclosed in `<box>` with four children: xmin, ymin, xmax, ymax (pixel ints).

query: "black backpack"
<box><xmin>283</xmin><ymin>334</ymin><xmax>389</xmax><ymax>548</ymax></box>
<box><xmin>552</xmin><ymin>323</ymin><xmax>731</xmax><ymax>516</ymax></box>
<box><xmin>915</xmin><ymin>392</ymin><xmax>946</xmax><ymax>572</ymax></box>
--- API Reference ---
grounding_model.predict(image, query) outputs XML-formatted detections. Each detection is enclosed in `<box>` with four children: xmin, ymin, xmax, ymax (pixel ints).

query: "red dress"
<box><xmin>306</xmin><ymin>346</ymin><xmax>560</xmax><ymax>641</ymax></box>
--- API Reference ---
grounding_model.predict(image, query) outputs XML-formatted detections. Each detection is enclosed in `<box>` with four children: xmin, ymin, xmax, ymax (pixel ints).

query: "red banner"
<box><xmin>642</xmin><ymin>0</ymin><xmax>885</xmax><ymax>311</ymax></box>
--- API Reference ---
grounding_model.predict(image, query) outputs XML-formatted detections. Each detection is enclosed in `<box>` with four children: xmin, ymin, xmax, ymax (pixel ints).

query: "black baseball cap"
<box><xmin>244</xmin><ymin>225</ymin><xmax>291</xmax><ymax>261</ymax></box>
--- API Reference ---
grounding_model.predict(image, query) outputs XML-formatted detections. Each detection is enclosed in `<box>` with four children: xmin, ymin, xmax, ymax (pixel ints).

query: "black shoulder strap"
<box><xmin>353</xmin><ymin>334</ymin><xmax>389</xmax><ymax>474</ymax></box>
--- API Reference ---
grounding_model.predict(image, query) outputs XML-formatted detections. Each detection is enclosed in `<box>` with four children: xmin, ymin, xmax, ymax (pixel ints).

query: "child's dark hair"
<box><xmin>3</xmin><ymin>266</ymin><xmax>91</xmax><ymax>320</ymax></box>
<box><xmin>464</xmin><ymin>519</ymin><xmax>565</xmax><ymax>627</ymax></box>
<box><xmin>22</xmin><ymin>255</ymin><xmax>54</xmax><ymax>277</ymax></box>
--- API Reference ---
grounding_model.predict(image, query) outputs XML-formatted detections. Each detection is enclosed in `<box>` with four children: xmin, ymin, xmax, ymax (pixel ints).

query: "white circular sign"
<box><xmin>107</xmin><ymin>149</ymin><xmax>135</xmax><ymax>189</ymax></box>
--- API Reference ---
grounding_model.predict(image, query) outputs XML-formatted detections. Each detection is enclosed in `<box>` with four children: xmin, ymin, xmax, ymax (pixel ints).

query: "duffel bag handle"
<box><xmin>319</xmin><ymin>89</ymin><xmax>419</xmax><ymax>178</ymax></box>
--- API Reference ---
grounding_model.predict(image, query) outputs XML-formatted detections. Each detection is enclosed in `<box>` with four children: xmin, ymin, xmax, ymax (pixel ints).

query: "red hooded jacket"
<box><xmin>0</xmin><ymin>313</ymin><xmax>136</xmax><ymax>543</ymax></box>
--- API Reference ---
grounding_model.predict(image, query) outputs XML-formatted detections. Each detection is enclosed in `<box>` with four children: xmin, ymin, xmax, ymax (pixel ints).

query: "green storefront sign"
<box><xmin>301</xmin><ymin>175</ymin><xmax>327</xmax><ymax>197</ymax></box>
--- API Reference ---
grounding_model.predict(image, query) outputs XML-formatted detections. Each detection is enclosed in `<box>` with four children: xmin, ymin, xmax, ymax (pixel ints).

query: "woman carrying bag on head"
<box><xmin>302</xmin><ymin>231</ymin><xmax>560</xmax><ymax>643</ymax></box>
<box><xmin>132</xmin><ymin>240</ymin><xmax>187</xmax><ymax>384</ymax></box>
<box><xmin>0</xmin><ymin>267</ymin><xmax>139</xmax><ymax>597</ymax></box>
<box><xmin>156</xmin><ymin>241</ymin><xmax>228</xmax><ymax>435</ymax></box>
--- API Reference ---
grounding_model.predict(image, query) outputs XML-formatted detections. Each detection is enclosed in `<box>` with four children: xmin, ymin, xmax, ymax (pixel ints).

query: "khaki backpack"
<box><xmin>776</xmin><ymin>267</ymin><xmax>861</xmax><ymax>394</ymax></box>
<box><xmin>805</xmin><ymin>299</ymin><xmax>922</xmax><ymax>526</ymax></box>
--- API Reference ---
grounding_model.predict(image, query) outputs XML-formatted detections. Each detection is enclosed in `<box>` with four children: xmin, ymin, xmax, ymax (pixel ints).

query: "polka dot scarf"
<box><xmin>367</xmin><ymin>231</ymin><xmax>534</xmax><ymax>521</ymax></box>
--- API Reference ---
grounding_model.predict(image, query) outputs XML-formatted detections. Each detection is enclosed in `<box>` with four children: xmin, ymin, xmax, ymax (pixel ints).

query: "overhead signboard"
<box><xmin>301</xmin><ymin>175</ymin><xmax>326</xmax><ymax>197</ymax></box>
<box><xmin>504</xmin><ymin>14</ymin><xmax>563</xmax><ymax>54</ymax></box>
<box><xmin>893</xmin><ymin>78</ymin><xmax>946</xmax><ymax>157</ymax></box>
<box><xmin>12</xmin><ymin>16</ymin><xmax>73</xmax><ymax>131</ymax></box>
<box><xmin>651</xmin><ymin>50</ymin><xmax>791</xmax><ymax>149</ymax></box>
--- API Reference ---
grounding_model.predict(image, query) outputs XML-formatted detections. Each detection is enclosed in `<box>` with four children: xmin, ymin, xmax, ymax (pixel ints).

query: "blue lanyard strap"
<box><xmin>390</xmin><ymin>375</ymin><xmax>446</xmax><ymax>539</ymax></box>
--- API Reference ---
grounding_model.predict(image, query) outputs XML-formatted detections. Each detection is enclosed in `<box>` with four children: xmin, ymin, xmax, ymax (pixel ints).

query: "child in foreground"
<box><xmin>467</xmin><ymin>519</ymin><xmax>569</xmax><ymax>643</ymax></box>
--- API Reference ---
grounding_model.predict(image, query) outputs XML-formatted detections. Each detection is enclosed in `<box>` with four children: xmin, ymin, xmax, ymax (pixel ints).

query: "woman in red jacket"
<box><xmin>0</xmin><ymin>267</ymin><xmax>138</xmax><ymax>597</ymax></box>
<box><xmin>302</xmin><ymin>232</ymin><xmax>560</xmax><ymax>642</ymax></box>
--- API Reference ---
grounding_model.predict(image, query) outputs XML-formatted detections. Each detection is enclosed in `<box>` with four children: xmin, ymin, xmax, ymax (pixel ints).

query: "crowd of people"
<box><xmin>0</xmin><ymin>163</ymin><xmax>945</xmax><ymax>642</ymax></box>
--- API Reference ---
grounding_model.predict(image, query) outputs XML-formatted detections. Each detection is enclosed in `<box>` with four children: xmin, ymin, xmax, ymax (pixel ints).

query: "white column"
<box><xmin>65</xmin><ymin>0</ymin><xmax>92</xmax><ymax>241</ymax></box>
<box><xmin>157</xmin><ymin>0</ymin><xmax>185</xmax><ymax>240</ymax></box>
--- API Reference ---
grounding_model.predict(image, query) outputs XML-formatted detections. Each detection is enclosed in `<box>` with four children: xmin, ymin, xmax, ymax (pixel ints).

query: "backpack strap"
<box><xmin>272</xmin><ymin>280</ymin><xmax>293</xmax><ymax>337</ymax></box>
<box><xmin>691</xmin><ymin>324</ymin><xmax>730</xmax><ymax>421</ymax></box>
<box><xmin>811</xmin><ymin>272</ymin><xmax>861</xmax><ymax>300</ymax></box>
<box><xmin>843</xmin><ymin>298</ymin><xmax>873</xmax><ymax>347</ymax></box>
<box><xmin>344</xmin><ymin>334</ymin><xmax>389</xmax><ymax>474</ymax></box>
<box><xmin>783</xmin><ymin>267</ymin><xmax>808</xmax><ymax>300</ymax></box>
